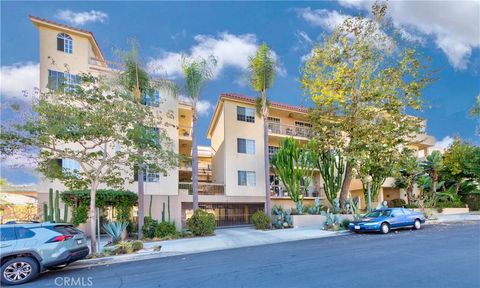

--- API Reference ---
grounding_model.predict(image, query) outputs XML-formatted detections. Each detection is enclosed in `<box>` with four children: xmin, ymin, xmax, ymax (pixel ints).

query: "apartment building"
<box><xmin>30</xmin><ymin>16</ymin><xmax>437</xmax><ymax>231</ymax></box>
<box><xmin>30</xmin><ymin>16</ymin><xmax>193</xmax><ymax>231</ymax></box>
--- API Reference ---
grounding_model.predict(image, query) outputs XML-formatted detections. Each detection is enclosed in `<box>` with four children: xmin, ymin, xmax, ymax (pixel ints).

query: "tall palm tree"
<box><xmin>248</xmin><ymin>43</ymin><xmax>276</xmax><ymax>218</ymax></box>
<box><xmin>422</xmin><ymin>150</ymin><xmax>444</xmax><ymax>195</ymax></box>
<box><xmin>122</xmin><ymin>43</ymin><xmax>178</xmax><ymax>239</ymax></box>
<box><xmin>181</xmin><ymin>56</ymin><xmax>216</xmax><ymax>210</ymax></box>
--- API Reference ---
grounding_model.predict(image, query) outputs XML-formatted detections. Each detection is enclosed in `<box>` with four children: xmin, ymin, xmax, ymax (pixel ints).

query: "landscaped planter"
<box><xmin>413</xmin><ymin>208</ymin><xmax>469</xmax><ymax>215</ymax></box>
<box><xmin>291</xmin><ymin>214</ymin><xmax>355</xmax><ymax>228</ymax></box>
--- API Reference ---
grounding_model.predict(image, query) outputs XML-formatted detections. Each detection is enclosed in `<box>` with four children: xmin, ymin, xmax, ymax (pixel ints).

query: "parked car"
<box><xmin>0</xmin><ymin>222</ymin><xmax>89</xmax><ymax>285</ymax></box>
<box><xmin>349</xmin><ymin>208</ymin><xmax>426</xmax><ymax>234</ymax></box>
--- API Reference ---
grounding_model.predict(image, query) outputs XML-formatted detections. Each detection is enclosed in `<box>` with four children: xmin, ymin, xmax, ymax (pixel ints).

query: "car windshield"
<box><xmin>364</xmin><ymin>210</ymin><xmax>391</xmax><ymax>218</ymax></box>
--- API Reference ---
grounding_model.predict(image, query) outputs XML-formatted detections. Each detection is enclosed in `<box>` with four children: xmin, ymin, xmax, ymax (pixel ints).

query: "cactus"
<box><xmin>161</xmin><ymin>202</ymin><xmax>165</xmax><ymax>222</ymax></box>
<box><xmin>43</xmin><ymin>188</ymin><xmax>67</xmax><ymax>223</ymax></box>
<box><xmin>167</xmin><ymin>196</ymin><xmax>171</xmax><ymax>222</ymax></box>
<box><xmin>48</xmin><ymin>188</ymin><xmax>54</xmax><ymax>221</ymax></box>
<box><xmin>318</xmin><ymin>150</ymin><xmax>345</xmax><ymax>207</ymax></box>
<box><xmin>43</xmin><ymin>203</ymin><xmax>49</xmax><ymax>222</ymax></box>
<box><xmin>55</xmin><ymin>190</ymin><xmax>61</xmax><ymax>222</ymax></box>
<box><xmin>271</xmin><ymin>205</ymin><xmax>292</xmax><ymax>229</ymax></box>
<box><xmin>63</xmin><ymin>203</ymin><xmax>68</xmax><ymax>222</ymax></box>
<box><xmin>323</xmin><ymin>208</ymin><xmax>341</xmax><ymax>229</ymax></box>
<box><xmin>148</xmin><ymin>195</ymin><xmax>153</xmax><ymax>218</ymax></box>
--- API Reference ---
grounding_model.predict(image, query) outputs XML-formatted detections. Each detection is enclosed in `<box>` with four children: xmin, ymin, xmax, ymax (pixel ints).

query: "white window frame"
<box><xmin>237</xmin><ymin>106</ymin><xmax>255</xmax><ymax>123</ymax></box>
<box><xmin>237</xmin><ymin>138</ymin><xmax>255</xmax><ymax>154</ymax></box>
<box><xmin>238</xmin><ymin>170</ymin><xmax>256</xmax><ymax>186</ymax></box>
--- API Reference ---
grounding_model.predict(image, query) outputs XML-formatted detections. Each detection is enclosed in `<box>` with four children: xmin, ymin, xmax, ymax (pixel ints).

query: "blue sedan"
<box><xmin>349</xmin><ymin>208</ymin><xmax>426</xmax><ymax>234</ymax></box>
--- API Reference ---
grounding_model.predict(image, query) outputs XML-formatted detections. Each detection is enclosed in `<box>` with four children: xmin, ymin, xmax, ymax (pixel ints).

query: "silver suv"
<box><xmin>0</xmin><ymin>222</ymin><xmax>89</xmax><ymax>285</ymax></box>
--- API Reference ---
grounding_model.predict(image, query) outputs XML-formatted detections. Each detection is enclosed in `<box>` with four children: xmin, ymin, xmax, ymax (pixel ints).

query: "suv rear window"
<box><xmin>15</xmin><ymin>227</ymin><xmax>36</xmax><ymax>239</ymax></box>
<box><xmin>0</xmin><ymin>227</ymin><xmax>16</xmax><ymax>241</ymax></box>
<box><xmin>51</xmin><ymin>225</ymin><xmax>83</xmax><ymax>235</ymax></box>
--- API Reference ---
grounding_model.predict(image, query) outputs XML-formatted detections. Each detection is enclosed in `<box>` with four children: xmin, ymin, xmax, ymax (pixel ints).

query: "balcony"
<box><xmin>178</xmin><ymin>182</ymin><xmax>225</xmax><ymax>195</ymax></box>
<box><xmin>88</xmin><ymin>57</ymin><xmax>110</xmax><ymax>72</ymax></box>
<box><xmin>270</xmin><ymin>185</ymin><xmax>321</xmax><ymax>198</ymax></box>
<box><xmin>268</xmin><ymin>122</ymin><xmax>312</xmax><ymax>139</ymax></box>
<box><xmin>179</xmin><ymin>126</ymin><xmax>192</xmax><ymax>140</ymax></box>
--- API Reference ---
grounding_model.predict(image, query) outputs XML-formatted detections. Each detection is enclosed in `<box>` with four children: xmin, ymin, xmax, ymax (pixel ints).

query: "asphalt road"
<box><xmin>22</xmin><ymin>222</ymin><xmax>480</xmax><ymax>288</ymax></box>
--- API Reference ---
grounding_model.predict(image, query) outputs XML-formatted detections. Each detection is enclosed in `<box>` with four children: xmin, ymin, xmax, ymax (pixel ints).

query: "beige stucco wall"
<box><xmin>222</xmin><ymin>100</ymin><xmax>265</xmax><ymax>197</ymax></box>
<box><xmin>211</xmin><ymin>107</ymin><xmax>225</xmax><ymax>184</ymax></box>
<box><xmin>38</xmin><ymin>26</ymin><xmax>91</xmax><ymax>90</ymax></box>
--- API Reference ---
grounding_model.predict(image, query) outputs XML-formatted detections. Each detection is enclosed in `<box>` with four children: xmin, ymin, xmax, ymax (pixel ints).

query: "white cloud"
<box><xmin>146</xmin><ymin>32</ymin><xmax>286</xmax><ymax>80</ymax></box>
<box><xmin>295</xmin><ymin>8</ymin><xmax>349</xmax><ymax>30</ymax></box>
<box><xmin>55</xmin><ymin>10</ymin><xmax>108</xmax><ymax>26</ymax></box>
<box><xmin>1</xmin><ymin>151</ymin><xmax>38</xmax><ymax>169</ymax></box>
<box><xmin>338</xmin><ymin>0</ymin><xmax>480</xmax><ymax>70</ymax></box>
<box><xmin>179</xmin><ymin>95</ymin><xmax>212</xmax><ymax>116</ymax></box>
<box><xmin>0</xmin><ymin>62</ymin><xmax>39</xmax><ymax>102</ymax></box>
<box><xmin>435</xmin><ymin>136</ymin><xmax>454</xmax><ymax>150</ymax></box>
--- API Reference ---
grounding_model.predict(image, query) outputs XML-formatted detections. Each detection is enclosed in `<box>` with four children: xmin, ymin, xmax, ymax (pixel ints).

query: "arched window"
<box><xmin>57</xmin><ymin>33</ymin><xmax>72</xmax><ymax>54</ymax></box>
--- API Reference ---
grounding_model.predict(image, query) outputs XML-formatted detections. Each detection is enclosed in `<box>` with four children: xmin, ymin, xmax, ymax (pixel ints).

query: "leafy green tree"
<box><xmin>181</xmin><ymin>56</ymin><xmax>216</xmax><ymax>210</ymax></box>
<box><xmin>358</xmin><ymin>142</ymin><xmax>399</xmax><ymax>206</ymax></box>
<box><xmin>421</xmin><ymin>150</ymin><xmax>444</xmax><ymax>195</ymax></box>
<box><xmin>249</xmin><ymin>43</ymin><xmax>276</xmax><ymax>218</ymax></box>
<box><xmin>302</xmin><ymin>3</ymin><xmax>432</xmax><ymax>208</ymax></box>
<box><xmin>270</xmin><ymin>138</ymin><xmax>317</xmax><ymax>213</ymax></box>
<box><xmin>119</xmin><ymin>44</ymin><xmax>179</xmax><ymax>239</ymax></box>
<box><xmin>0</xmin><ymin>74</ymin><xmax>143</xmax><ymax>253</ymax></box>
<box><xmin>394</xmin><ymin>148</ymin><xmax>423</xmax><ymax>204</ymax></box>
<box><xmin>442</xmin><ymin>138</ymin><xmax>480</xmax><ymax>193</ymax></box>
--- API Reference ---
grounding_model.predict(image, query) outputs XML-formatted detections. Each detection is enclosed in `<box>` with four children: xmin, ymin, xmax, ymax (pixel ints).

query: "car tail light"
<box><xmin>46</xmin><ymin>235</ymin><xmax>73</xmax><ymax>243</ymax></box>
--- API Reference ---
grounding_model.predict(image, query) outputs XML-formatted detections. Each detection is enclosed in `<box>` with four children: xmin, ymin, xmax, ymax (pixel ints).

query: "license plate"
<box><xmin>77</xmin><ymin>239</ymin><xmax>83</xmax><ymax>245</ymax></box>
<box><xmin>354</xmin><ymin>225</ymin><xmax>360</xmax><ymax>230</ymax></box>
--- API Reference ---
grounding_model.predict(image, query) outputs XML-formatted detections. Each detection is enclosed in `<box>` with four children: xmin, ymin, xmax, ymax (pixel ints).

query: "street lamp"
<box><xmin>364</xmin><ymin>175</ymin><xmax>373</xmax><ymax>212</ymax></box>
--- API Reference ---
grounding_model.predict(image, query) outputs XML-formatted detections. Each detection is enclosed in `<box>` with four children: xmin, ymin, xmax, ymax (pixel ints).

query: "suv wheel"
<box><xmin>1</xmin><ymin>257</ymin><xmax>39</xmax><ymax>285</ymax></box>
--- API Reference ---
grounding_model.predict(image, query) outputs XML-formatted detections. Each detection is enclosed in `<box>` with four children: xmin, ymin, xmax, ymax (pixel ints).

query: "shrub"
<box><xmin>155</xmin><ymin>221</ymin><xmax>177</xmax><ymax>238</ymax></box>
<box><xmin>391</xmin><ymin>199</ymin><xmax>406</xmax><ymax>207</ymax></box>
<box><xmin>462</xmin><ymin>193</ymin><xmax>480</xmax><ymax>211</ymax></box>
<box><xmin>115</xmin><ymin>241</ymin><xmax>134</xmax><ymax>254</ymax></box>
<box><xmin>131</xmin><ymin>240</ymin><xmax>144</xmax><ymax>251</ymax></box>
<box><xmin>251</xmin><ymin>211</ymin><xmax>271</xmax><ymax>230</ymax></box>
<box><xmin>435</xmin><ymin>201</ymin><xmax>465</xmax><ymax>209</ymax></box>
<box><xmin>187</xmin><ymin>210</ymin><xmax>216</xmax><ymax>236</ymax></box>
<box><xmin>340</xmin><ymin>219</ymin><xmax>350</xmax><ymax>230</ymax></box>
<box><xmin>142</xmin><ymin>216</ymin><xmax>158</xmax><ymax>239</ymax></box>
<box><xmin>71</xmin><ymin>205</ymin><xmax>88</xmax><ymax>225</ymax></box>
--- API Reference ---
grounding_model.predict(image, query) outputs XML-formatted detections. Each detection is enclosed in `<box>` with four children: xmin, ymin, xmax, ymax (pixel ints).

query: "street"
<box><xmin>23</xmin><ymin>222</ymin><xmax>480</xmax><ymax>288</ymax></box>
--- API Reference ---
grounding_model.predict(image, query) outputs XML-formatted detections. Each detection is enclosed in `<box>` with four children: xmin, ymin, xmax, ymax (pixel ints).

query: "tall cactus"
<box><xmin>148</xmin><ymin>195</ymin><xmax>153</xmax><ymax>218</ymax></box>
<box><xmin>48</xmin><ymin>188</ymin><xmax>54</xmax><ymax>221</ymax></box>
<box><xmin>317</xmin><ymin>149</ymin><xmax>345</xmax><ymax>207</ymax></box>
<box><xmin>43</xmin><ymin>203</ymin><xmax>49</xmax><ymax>222</ymax></box>
<box><xmin>63</xmin><ymin>203</ymin><xmax>69</xmax><ymax>223</ymax></box>
<box><xmin>55</xmin><ymin>190</ymin><xmax>61</xmax><ymax>222</ymax></box>
<box><xmin>167</xmin><ymin>196</ymin><xmax>171</xmax><ymax>222</ymax></box>
<box><xmin>161</xmin><ymin>202</ymin><xmax>166</xmax><ymax>222</ymax></box>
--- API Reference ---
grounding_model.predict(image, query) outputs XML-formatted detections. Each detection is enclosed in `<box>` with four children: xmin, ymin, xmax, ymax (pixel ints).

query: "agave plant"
<box><xmin>103</xmin><ymin>221</ymin><xmax>128</xmax><ymax>244</ymax></box>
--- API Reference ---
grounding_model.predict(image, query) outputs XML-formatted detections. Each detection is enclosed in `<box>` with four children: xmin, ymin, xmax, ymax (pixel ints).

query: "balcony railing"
<box><xmin>268</xmin><ymin>122</ymin><xmax>312</xmax><ymax>138</ymax></box>
<box><xmin>270</xmin><ymin>185</ymin><xmax>320</xmax><ymax>198</ymax></box>
<box><xmin>88</xmin><ymin>57</ymin><xmax>108</xmax><ymax>67</ymax></box>
<box><xmin>179</xmin><ymin>182</ymin><xmax>225</xmax><ymax>195</ymax></box>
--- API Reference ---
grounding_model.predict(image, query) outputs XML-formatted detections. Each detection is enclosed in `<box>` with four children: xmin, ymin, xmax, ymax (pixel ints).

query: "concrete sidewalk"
<box><xmin>430</xmin><ymin>213</ymin><xmax>480</xmax><ymax>222</ymax></box>
<box><xmin>72</xmin><ymin>226</ymin><xmax>343</xmax><ymax>269</ymax></box>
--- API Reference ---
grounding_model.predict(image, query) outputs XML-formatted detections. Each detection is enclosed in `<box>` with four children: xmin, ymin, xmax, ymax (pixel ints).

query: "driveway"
<box><xmin>21</xmin><ymin>222</ymin><xmax>480</xmax><ymax>288</ymax></box>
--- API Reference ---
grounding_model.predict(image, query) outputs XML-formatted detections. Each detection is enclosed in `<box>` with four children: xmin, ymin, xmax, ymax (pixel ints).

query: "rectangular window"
<box><xmin>134</xmin><ymin>168</ymin><xmax>160</xmax><ymax>183</ymax></box>
<box><xmin>295</xmin><ymin>121</ymin><xmax>312</xmax><ymax>137</ymax></box>
<box><xmin>237</xmin><ymin>106</ymin><xmax>255</xmax><ymax>123</ymax></box>
<box><xmin>144</xmin><ymin>91</ymin><xmax>161</xmax><ymax>107</ymax></box>
<box><xmin>238</xmin><ymin>171</ymin><xmax>256</xmax><ymax>186</ymax></box>
<box><xmin>268</xmin><ymin>146</ymin><xmax>279</xmax><ymax>156</ymax></box>
<box><xmin>237</xmin><ymin>138</ymin><xmax>255</xmax><ymax>154</ymax></box>
<box><xmin>62</xmin><ymin>159</ymin><xmax>80</xmax><ymax>172</ymax></box>
<box><xmin>48</xmin><ymin>70</ymin><xmax>80</xmax><ymax>91</ymax></box>
<box><xmin>268</xmin><ymin>117</ymin><xmax>281</xmax><ymax>134</ymax></box>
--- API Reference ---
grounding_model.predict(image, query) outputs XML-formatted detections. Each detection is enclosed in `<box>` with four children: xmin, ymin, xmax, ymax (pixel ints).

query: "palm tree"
<box><xmin>181</xmin><ymin>56</ymin><xmax>216</xmax><ymax>210</ymax></box>
<box><xmin>422</xmin><ymin>150</ymin><xmax>444</xmax><ymax>195</ymax></box>
<box><xmin>122</xmin><ymin>43</ymin><xmax>178</xmax><ymax>239</ymax></box>
<box><xmin>248</xmin><ymin>43</ymin><xmax>276</xmax><ymax>218</ymax></box>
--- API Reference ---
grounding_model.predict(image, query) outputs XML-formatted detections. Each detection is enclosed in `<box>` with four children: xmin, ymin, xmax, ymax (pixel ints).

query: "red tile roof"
<box><xmin>220</xmin><ymin>93</ymin><xmax>310</xmax><ymax>113</ymax></box>
<box><xmin>29</xmin><ymin>15</ymin><xmax>105</xmax><ymax>62</ymax></box>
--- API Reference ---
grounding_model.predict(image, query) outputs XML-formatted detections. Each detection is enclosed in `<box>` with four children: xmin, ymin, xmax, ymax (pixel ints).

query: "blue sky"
<box><xmin>1</xmin><ymin>1</ymin><xmax>479</xmax><ymax>185</ymax></box>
